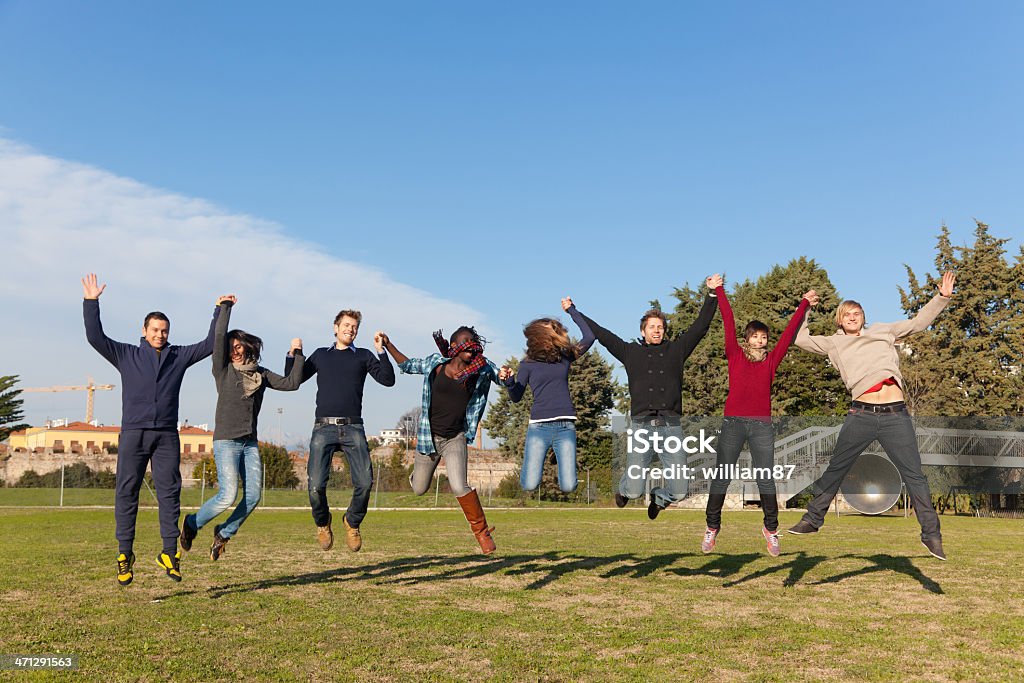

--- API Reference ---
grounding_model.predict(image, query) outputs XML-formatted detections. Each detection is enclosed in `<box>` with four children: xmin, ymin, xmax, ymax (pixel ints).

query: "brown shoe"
<box><xmin>317</xmin><ymin>513</ymin><xmax>334</xmax><ymax>551</ymax></box>
<box><xmin>342</xmin><ymin>515</ymin><xmax>362</xmax><ymax>552</ymax></box>
<box><xmin>456</xmin><ymin>489</ymin><xmax>496</xmax><ymax>555</ymax></box>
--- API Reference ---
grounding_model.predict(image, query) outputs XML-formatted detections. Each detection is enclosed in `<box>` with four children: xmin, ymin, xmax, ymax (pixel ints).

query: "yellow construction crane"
<box><xmin>21</xmin><ymin>377</ymin><xmax>116</xmax><ymax>424</ymax></box>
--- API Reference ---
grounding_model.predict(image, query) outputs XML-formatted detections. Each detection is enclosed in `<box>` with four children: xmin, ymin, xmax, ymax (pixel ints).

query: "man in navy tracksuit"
<box><xmin>82</xmin><ymin>273</ymin><xmax>228</xmax><ymax>586</ymax></box>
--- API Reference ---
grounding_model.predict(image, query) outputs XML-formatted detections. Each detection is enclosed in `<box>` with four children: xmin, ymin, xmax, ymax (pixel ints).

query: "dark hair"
<box><xmin>227</xmin><ymin>329</ymin><xmax>263</xmax><ymax>363</ymax></box>
<box><xmin>143</xmin><ymin>311</ymin><xmax>170</xmax><ymax>328</ymax></box>
<box><xmin>334</xmin><ymin>309</ymin><xmax>362</xmax><ymax>326</ymax></box>
<box><xmin>742</xmin><ymin>320</ymin><xmax>770</xmax><ymax>340</ymax></box>
<box><xmin>639</xmin><ymin>309</ymin><xmax>668</xmax><ymax>333</ymax></box>
<box><xmin>450</xmin><ymin>326</ymin><xmax>486</xmax><ymax>347</ymax></box>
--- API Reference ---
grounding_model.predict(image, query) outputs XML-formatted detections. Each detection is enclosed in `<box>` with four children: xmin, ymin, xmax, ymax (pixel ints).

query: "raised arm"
<box><xmin>576</xmin><ymin>308</ymin><xmax>629</xmax><ymax>362</ymax></box>
<box><xmin>675</xmin><ymin>275</ymin><xmax>722</xmax><ymax>361</ymax></box>
<box><xmin>884</xmin><ymin>272</ymin><xmax>955</xmax><ymax>340</ymax></box>
<box><xmin>794</xmin><ymin>313</ymin><xmax>831</xmax><ymax>356</ymax></box>
<box><xmin>264</xmin><ymin>348</ymin><xmax>305</xmax><ymax>391</ymax></box>
<box><xmin>768</xmin><ymin>292</ymin><xmax>814</xmax><ymax>370</ymax></box>
<box><xmin>563</xmin><ymin>297</ymin><xmax>596</xmax><ymax>355</ymax></box>
<box><xmin>181</xmin><ymin>295</ymin><xmax>233</xmax><ymax>367</ymax></box>
<box><xmin>284</xmin><ymin>344</ymin><xmax>318</xmax><ymax>384</ymax></box>
<box><xmin>81</xmin><ymin>273</ymin><xmax>128</xmax><ymax>368</ymax></box>
<box><xmin>381</xmin><ymin>334</ymin><xmax>411</xmax><ymax>367</ymax></box>
<box><xmin>211</xmin><ymin>299</ymin><xmax>233</xmax><ymax>373</ymax></box>
<box><xmin>367</xmin><ymin>333</ymin><xmax>396</xmax><ymax>387</ymax></box>
<box><xmin>715</xmin><ymin>285</ymin><xmax>741</xmax><ymax>360</ymax></box>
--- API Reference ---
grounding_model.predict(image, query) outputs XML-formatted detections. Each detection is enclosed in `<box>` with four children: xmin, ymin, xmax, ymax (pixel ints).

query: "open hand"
<box><xmin>938</xmin><ymin>271</ymin><xmax>956</xmax><ymax>297</ymax></box>
<box><xmin>81</xmin><ymin>273</ymin><xmax>106</xmax><ymax>300</ymax></box>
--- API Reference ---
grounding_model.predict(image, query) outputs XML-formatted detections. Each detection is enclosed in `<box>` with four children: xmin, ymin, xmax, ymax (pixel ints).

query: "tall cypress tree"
<box><xmin>0</xmin><ymin>375</ymin><xmax>30</xmax><ymax>442</ymax></box>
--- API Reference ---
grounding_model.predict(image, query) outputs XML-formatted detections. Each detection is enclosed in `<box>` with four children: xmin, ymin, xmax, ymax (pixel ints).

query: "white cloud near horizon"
<box><xmin>0</xmin><ymin>138</ymin><xmax>509</xmax><ymax>445</ymax></box>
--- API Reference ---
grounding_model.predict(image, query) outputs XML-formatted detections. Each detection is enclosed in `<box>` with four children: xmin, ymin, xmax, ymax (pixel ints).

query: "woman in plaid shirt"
<box><xmin>382</xmin><ymin>327</ymin><xmax>508</xmax><ymax>554</ymax></box>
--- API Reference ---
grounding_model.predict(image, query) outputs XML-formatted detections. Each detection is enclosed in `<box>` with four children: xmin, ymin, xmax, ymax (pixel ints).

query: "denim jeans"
<box><xmin>521</xmin><ymin>420</ymin><xmax>578</xmax><ymax>493</ymax></box>
<box><xmin>410</xmin><ymin>434</ymin><xmax>471</xmax><ymax>497</ymax></box>
<box><xmin>705</xmin><ymin>417</ymin><xmax>778</xmax><ymax>532</ymax></box>
<box><xmin>801</xmin><ymin>405</ymin><xmax>940</xmax><ymax>540</ymax></box>
<box><xmin>308</xmin><ymin>423</ymin><xmax>372</xmax><ymax>528</ymax></box>
<box><xmin>618</xmin><ymin>418</ymin><xmax>688</xmax><ymax>507</ymax></box>
<box><xmin>188</xmin><ymin>437</ymin><xmax>261</xmax><ymax>539</ymax></box>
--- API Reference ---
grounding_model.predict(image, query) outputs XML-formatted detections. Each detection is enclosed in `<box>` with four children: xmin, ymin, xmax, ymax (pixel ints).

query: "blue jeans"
<box><xmin>521</xmin><ymin>420</ymin><xmax>578</xmax><ymax>493</ymax></box>
<box><xmin>188</xmin><ymin>437</ymin><xmax>261</xmax><ymax>539</ymax></box>
<box><xmin>705</xmin><ymin>417</ymin><xmax>778</xmax><ymax>532</ymax></box>
<box><xmin>618</xmin><ymin>418</ymin><xmax>689</xmax><ymax>507</ymax></box>
<box><xmin>308</xmin><ymin>423</ymin><xmax>372</xmax><ymax>528</ymax></box>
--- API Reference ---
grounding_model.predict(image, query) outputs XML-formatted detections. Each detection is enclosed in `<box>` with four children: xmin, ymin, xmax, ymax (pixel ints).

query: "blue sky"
<box><xmin>2</xmin><ymin>2</ymin><xmax>1022</xmax><ymax>442</ymax></box>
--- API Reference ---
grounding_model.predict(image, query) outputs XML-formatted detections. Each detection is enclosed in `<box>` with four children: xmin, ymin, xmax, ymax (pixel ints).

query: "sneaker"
<box><xmin>787</xmin><ymin>520</ymin><xmax>819</xmax><ymax>535</ymax></box>
<box><xmin>181</xmin><ymin>516</ymin><xmax>197</xmax><ymax>552</ymax></box>
<box><xmin>701</xmin><ymin>527</ymin><xmax>719</xmax><ymax>554</ymax></box>
<box><xmin>614</xmin><ymin>492</ymin><xmax>628</xmax><ymax>508</ymax></box>
<box><xmin>342</xmin><ymin>515</ymin><xmax>362</xmax><ymax>552</ymax></box>
<box><xmin>647</xmin><ymin>500</ymin><xmax>665</xmax><ymax>520</ymax></box>
<box><xmin>317</xmin><ymin>513</ymin><xmax>334</xmax><ymax>551</ymax></box>
<box><xmin>156</xmin><ymin>550</ymin><xmax>182</xmax><ymax>582</ymax></box>
<box><xmin>116</xmin><ymin>552</ymin><xmax>136</xmax><ymax>586</ymax></box>
<box><xmin>762</xmin><ymin>527</ymin><xmax>781</xmax><ymax>557</ymax></box>
<box><xmin>922</xmin><ymin>537</ymin><xmax>947</xmax><ymax>561</ymax></box>
<box><xmin>210</xmin><ymin>525</ymin><xmax>229</xmax><ymax>561</ymax></box>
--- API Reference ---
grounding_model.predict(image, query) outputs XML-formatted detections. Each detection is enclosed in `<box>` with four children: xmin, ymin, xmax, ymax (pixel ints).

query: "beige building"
<box><xmin>8</xmin><ymin>421</ymin><xmax>213</xmax><ymax>455</ymax></box>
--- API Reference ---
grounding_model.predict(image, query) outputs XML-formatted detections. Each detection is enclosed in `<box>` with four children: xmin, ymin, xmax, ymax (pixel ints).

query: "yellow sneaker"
<box><xmin>117</xmin><ymin>552</ymin><xmax>135</xmax><ymax>586</ymax></box>
<box><xmin>156</xmin><ymin>550</ymin><xmax>182</xmax><ymax>582</ymax></box>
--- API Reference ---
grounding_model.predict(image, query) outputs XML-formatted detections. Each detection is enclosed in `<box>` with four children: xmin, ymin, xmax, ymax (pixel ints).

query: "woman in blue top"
<box><xmin>502</xmin><ymin>297</ymin><xmax>596</xmax><ymax>493</ymax></box>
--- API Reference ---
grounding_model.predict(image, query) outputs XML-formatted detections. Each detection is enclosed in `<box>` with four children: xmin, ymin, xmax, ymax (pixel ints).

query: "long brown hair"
<box><xmin>523</xmin><ymin>318</ymin><xmax>584</xmax><ymax>363</ymax></box>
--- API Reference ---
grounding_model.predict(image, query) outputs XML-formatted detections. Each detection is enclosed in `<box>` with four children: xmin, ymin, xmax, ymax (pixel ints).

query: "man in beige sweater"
<box><xmin>787</xmin><ymin>272</ymin><xmax>955</xmax><ymax>560</ymax></box>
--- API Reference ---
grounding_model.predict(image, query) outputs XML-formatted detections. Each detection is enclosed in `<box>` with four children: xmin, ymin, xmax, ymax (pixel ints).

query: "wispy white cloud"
<box><xmin>0</xmin><ymin>138</ymin><xmax>508</xmax><ymax>445</ymax></box>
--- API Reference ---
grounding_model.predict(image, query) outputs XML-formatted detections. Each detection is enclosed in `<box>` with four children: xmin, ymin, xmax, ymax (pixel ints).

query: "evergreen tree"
<box><xmin>0</xmin><ymin>375</ymin><xmax>30</xmax><ymax>442</ymax></box>
<box><xmin>899</xmin><ymin>222</ymin><xmax>1024</xmax><ymax>416</ymax></box>
<box><xmin>260</xmin><ymin>441</ymin><xmax>300</xmax><ymax>489</ymax></box>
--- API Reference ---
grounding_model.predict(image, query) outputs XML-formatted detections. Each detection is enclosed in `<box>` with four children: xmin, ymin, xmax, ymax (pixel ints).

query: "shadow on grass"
<box><xmin>154</xmin><ymin>549</ymin><xmax>943</xmax><ymax>600</ymax></box>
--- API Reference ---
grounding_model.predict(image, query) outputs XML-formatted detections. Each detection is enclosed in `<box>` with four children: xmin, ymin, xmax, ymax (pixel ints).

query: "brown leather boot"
<box><xmin>456</xmin><ymin>489</ymin><xmax>496</xmax><ymax>555</ymax></box>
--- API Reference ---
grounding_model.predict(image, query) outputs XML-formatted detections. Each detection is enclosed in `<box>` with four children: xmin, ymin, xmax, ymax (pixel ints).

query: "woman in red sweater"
<box><xmin>702</xmin><ymin>285</ymin><xmax>818</xmax><ymax>556</ymax></box>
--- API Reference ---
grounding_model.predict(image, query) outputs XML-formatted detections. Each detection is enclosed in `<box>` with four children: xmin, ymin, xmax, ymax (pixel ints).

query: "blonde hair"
<box><xmin>835</xmin><ymin>300</ymin><xmax>865</xmax><ymax>330</ymax></box>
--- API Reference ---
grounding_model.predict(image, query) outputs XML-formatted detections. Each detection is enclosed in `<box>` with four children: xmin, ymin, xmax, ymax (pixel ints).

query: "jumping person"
<box><xmin>287</xmin><ymin>310</ymin><xmax>395</xmax><ymax>552</ymax></box>
<box><xmin>787</xmin><ymin>272</ymin><xmax>956</xmax><ymax>561</ymax></box>
<box><xmin>82</xmin><ymin>273</ymin><xmax>228</xmax><ymax>586</ymax></box>
<box><xmin>702</xmin><ymin>285</ymin><xmax>816</xmax><ymax>556</ymax></box>
<box><xmin>180</xmin><ymin>297</ymin><xmax>304</xmax><ymax>561</ymax></box>
<box><xmin>576</xmin><ymin>275</ymin><xmax>722</xmax><ymax>519</ymax></box>
<box><xmin>381</xmin><ymin>327</ymin><xmax>505</xmax><ymax>554</ymax></box>
<box><xmin>501</xmin><ymin>297</ymin><xmax>596</xmax><ymax>494</ymax></box>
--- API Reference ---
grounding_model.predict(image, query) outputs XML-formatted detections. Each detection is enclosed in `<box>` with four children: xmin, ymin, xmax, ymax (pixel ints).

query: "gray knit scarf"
<box><xmin>232</xmin><ymin>361</ymin><xmax>263</xmax><ymax>398</ymax></box>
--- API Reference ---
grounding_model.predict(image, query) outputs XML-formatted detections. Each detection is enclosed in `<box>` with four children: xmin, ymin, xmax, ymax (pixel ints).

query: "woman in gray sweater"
<box><xmin>181</xmin><ymin>297</ymin><xmax>304</xmax><ymax>560</ymax></box>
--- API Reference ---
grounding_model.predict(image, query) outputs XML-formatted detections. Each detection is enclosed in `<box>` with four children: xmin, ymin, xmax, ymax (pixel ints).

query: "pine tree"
<box><xmin>899</xmin><ymin>222</ymin><xmax>1024</xmax><ymax>416</ymax></box>
<box><xmin>0</xmin><ymin>375</ymin><xmax>30</xmax><ymax>442</ymax></box>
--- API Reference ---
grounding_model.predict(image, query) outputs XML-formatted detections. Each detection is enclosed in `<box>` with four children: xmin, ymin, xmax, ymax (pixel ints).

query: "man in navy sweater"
<box><xmin>82</xmin><ymin>273</ymin><xmax>228</xmax><ymax>586</ymax></box>
<box><xmin>286</xmin><ymin>309</ymin><xmax>395</xmax><ymax>552</ymax></box>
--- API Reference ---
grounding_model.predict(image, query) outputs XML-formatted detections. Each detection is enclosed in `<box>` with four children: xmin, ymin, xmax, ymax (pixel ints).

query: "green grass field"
<box><xmin>1</xmin><ymin>507</ymin><xmax>1022</xmax><ymax>682</ymax></box>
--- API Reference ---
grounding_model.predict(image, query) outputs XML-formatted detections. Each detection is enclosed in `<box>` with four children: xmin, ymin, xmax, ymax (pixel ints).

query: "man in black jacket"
<box><xmin>82</xmin><ymin>273</ymin><xmax>230</xmax><ymax>585</ymax></box>
<box><xmin>577</xmin><ymin>274</ymin><xmax>721</xmax><ymax>519</ymax></box>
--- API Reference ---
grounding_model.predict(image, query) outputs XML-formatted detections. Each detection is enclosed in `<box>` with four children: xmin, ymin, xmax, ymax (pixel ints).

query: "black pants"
<box><xmin>115</xmin><ymin>429</ymin><xmax>182</xmax><ymax>550</ymax></box>
<box><xmin>801</xmin><ymin>405</ymin><xmax>940</xmax><ymax>540</ymax></box>
<box><xmin>705</xmin><ymin>417</ymin><xmax>779</xmax><ymax>532</ymax></box>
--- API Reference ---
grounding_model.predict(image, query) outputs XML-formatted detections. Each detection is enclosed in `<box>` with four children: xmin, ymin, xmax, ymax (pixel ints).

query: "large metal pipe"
<box><xmin>840</xmin><ymin>453</ymin><xmax>903</xmax><ymax>515</ymax></box>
